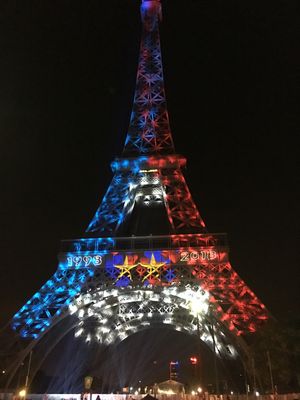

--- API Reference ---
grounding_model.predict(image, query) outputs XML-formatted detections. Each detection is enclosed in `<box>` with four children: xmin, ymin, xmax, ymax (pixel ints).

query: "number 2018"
<box><xmin>180</xmin><ymin>251</ymin><xmax>217</xmax><ymax>262</ymax></box>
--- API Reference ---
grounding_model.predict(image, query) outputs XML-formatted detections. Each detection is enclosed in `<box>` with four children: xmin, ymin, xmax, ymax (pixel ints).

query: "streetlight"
<box><xmin>190</xmin><ymin>356</ymin><xmax>198</xmax><ymax>383</ymax></box>
<box><xmin>18</xmin><ymin>350</ymin><xmax>33</xmax><ymax>400</ymax></box>
<box><xmin>19</xmin><ymin>389</ymin><xmax>27</xmax><ymax>398</ymax></box>
<box><xmin>24</xmin><ymin>350</ymin><xmax>33</xmax><ymax>396</ymax></box>
<box><xmin>190</xmin><ymin>356</ymin><xmax>198</xmax><ymax>365</ymax></box>
<box><xmin>266</xmin><ymin>351</ymin><xmax>275</xmax><ymax>395</ymax></box>
<box><xmin>207</xmin><ymin>315</ymin><xmax>219</xmax><ymax>395</ymax></box>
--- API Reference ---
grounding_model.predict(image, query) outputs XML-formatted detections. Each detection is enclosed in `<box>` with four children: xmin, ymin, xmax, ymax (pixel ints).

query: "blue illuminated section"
<box><xmin>69</xmin><ymin>238</ymin><xmax>115</xmax><ymax>252</ymax></box>
<box><xmin>12</xmin><ymin>238</ymin><xmax>114</xmax><ymax>339</ymax></box>
<box><xmin>86</xmin><ymin>157</ymin><xmax>148</xmax><ymax>234</ymax></box>
<box><xmin>12</xmin><ymin>243</ymin><xmax>180</xmax><ymax>339</ymax></box>
<box><xmin>86</xmin><ymin>172</ymin><xmax>131</xmax><ymax>234</ymax></box>
<box><xmin>165</xmin><ymin>269</ymin><xmax>175</xmax><ymax>282</ymax></box>
<box><xmin>115</xmin><ymin>277</ymin><xmax>131</xmax><ymax>288</ymax></box>
<box><xmin>111</xmin><ymin>157</ymin><xmax>148</xmax><ymax>173</ymax></box>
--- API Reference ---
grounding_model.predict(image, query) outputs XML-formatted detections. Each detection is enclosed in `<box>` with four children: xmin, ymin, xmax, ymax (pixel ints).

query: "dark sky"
<box><xmin>0</xmin><ymin>0</ymin><xmax>299</xmax><ymax>329</ymax></box>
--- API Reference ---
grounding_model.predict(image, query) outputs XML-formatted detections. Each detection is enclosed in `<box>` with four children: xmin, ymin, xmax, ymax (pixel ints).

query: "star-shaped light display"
<box><xmin>113</xmin><ymin>256</ymin><xmax>138</xmax><ymax>283</ymax></box>
<box><xmin>139</xmin><ymin>253</ymin><xmax>166</xmax><ymax>282</ymax></box>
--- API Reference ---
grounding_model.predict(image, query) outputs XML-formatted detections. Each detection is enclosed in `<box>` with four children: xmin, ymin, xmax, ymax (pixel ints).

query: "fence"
<box><xmin>1</xmin><ymin>393</ymin><xmax>300</xmax><ymax>400</ymax></box>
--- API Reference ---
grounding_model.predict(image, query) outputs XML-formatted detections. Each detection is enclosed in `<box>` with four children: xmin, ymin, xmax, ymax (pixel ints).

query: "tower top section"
<box><xmin>141</xmin><ymin>0</ymin><xmax>162</xmax><ymax>29</ymax></box>
<box><xmin>122</xmin><ymin>0</ymin><xmax>174</xmax><ymax>156</ymax></box>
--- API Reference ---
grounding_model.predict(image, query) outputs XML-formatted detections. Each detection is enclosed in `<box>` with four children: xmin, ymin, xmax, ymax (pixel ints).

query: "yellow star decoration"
<box><xmin>114</xmin><ymin>256</ymin><xmax>138</xmax><ymax>283</ymax></box>
<box><xmin>139</xmin><ymin>253</ymin><xmax>167</xmax><ymax>282</ymax></box>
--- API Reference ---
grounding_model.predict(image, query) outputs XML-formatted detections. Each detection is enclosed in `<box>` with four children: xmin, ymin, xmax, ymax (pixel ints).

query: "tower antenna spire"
<box><xmin>141</xmin><ymin>0</ymin><xmax>162</xmax><ymax>27</ymax></box>
<box><xmin>122</xmin><ymin>0</ymin><xmax>173</xmax><ymax>156</ymax></box>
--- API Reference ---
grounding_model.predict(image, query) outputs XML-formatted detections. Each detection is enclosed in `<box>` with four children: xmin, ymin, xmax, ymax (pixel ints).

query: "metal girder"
<box><xmin>1</xmin><ymin>0</ymin><xmax>269</xmax><ymax>390</ymax></box>
<box><xmin>69</xmin><ymin>286</ymin><xmax>241</xmax><ymax>357</ymax></box>
<box><xmin>1</xmin><ymin>286</ymin><xmax>252</xmax><ymax>390</ymax></box>
<box><xmin>86</xmin><ymin>163</ymin><xmax>206</xmax><ymax>235</ymax></box>
<box><xmin>11</xmin><ymin>233</ymin><xmax>267</xmax><ymax>340</ymax></box>
<box><xmin>122</xmin><ymin>0</ymin><xmax>174</xmax><ymax>156</ymax></box>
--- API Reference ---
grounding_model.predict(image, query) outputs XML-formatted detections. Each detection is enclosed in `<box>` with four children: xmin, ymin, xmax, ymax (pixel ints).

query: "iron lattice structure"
<box><xmin>1</xmin><ymin>0</ymin><xmax>268</xmax><ymax>389</ymax></box>
<box><xmin>123</xmin><ymin>0</ymin><xmax>174</xmax><ymax>156</ymax></box>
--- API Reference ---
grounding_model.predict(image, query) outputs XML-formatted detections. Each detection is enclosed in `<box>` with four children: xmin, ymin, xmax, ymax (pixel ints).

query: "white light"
<box><xmin>86</xmin><ymin>334</ymin><xmax>91</xmax><ymax>343</ymax></box>
<box><xmin>227</xmin><ymin>345</ymin><xmax>237</xmax><ymax>357</ymax></box>
<box><xmin>100</xmin><ymin>326</ymin><xmax>110</xmax><ymax>334</ymax></box>
<box><xmin>70</xmin><ymin>286</ymin><xmax>237</xmax><ymax>360</ymax></box>
<box><xmin>104</xmin><ymin>308</ymin><xmax>113</xmax><ymax>317</ymax></box>
<box><xmin>78</xmin><ymin>309</ymin><xmax>84</xmax><ymax>318</ymax></box>
<box><xmin>69</xmin><ymin>304</ymin><xmax>78</xmax><ymax>314</ymax></box>
<box><xmin>191</xmin><ymin>391</ymin><xmax>196</xmax><ymax>396</ymax></box>
<box><xmin>189</xmin><ymin>294</ymin><xmax>209</xmax><ymax>316</ymax></box>
<box><xmin>255</xmin><ymin>391</ymin><xmax>260</xmax><ymax>397</ymax></box>
<box><xmin>82</xmin><ymin>294</ymin><xmax>92</xmax><ymax>304</ymax></box>
<box><xmin>197</xmin><ymin>387</ymin><xmax>202</xmax><ymax>393</ymax></box>
<box><xmin>87</xmin><ymin>308</ymin><xmax>93</xmax><ymax>316</ymax></box>
<box><xmin>158</xmin><ymin>389</ymin><xmax>176</xmax><ymax>395</ymax></box>
<box><xmin>111</xmin><ymin>289</ymin><xmax>119</xmax><ymax>297</ymax></box>
<box><xmin>118</xmin><ymin>332</ymin><xmax>128</xmax><ymax>340</ymax></box>
<box><xmin>94</xmin><ymin>300</ymin><xmax>105</xmax><ymax>308</ymax></box>
<box><xmin>105</xmin><ymin>337</ymin><xmax>112</xmax><ymax>345</ymax></box>
<box><xmin>75</xmin><ymin>328</ymin><xmax>83</xmax><ymax>337</ymax></box>
<box><xmin>139</xmin><ymin>169</ymin><xmax>158</xmax><ymax>173</ymax></box>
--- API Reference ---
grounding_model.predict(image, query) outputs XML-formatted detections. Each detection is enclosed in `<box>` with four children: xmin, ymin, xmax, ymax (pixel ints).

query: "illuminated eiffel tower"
<box><xmin>1</xmin><ymin>0</ymin><xmax>268</xmax><ymax>389</ymax></box>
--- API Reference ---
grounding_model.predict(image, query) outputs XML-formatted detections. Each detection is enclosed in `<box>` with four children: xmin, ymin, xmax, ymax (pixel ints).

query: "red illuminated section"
<box><xmin>111</xmin><ymin>156</ymin><xmax>207</xmax><ymax>233</ymax></box>
<box><xmin>147</xmin><ymin>156</ymin><xmax>206</xmax><ymax>231</ymax></box>
<box><xmin>191</xmin><ymin>261</ymin><xmax>268</xmax><ymax>335</ymax></box>
<box><xmin>169</xmin><ymin>235</ymin><xmax>268</xmax><ymax>336</ymax></box>
<box><xmin>159</xmin><ymin>168</ymin><xmax>206</xmax><ymax>232</ymax></box>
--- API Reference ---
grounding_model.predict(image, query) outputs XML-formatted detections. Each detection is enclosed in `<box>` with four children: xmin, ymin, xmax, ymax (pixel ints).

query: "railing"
<box><xmin>1</xmin><ymin>394</ymin><xmax>300</xmax><ymax>400</ymax></box>
<box><xmin>60</xmin><ymin>233</ymin><xmax>229</xmax><ymax>253</ymax></box>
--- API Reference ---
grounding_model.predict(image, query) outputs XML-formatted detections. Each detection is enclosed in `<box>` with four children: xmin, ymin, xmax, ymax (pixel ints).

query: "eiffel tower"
<box><xmin>1</xmin><ymin>0</ymin><xmax>268</xmax><ymax>390</ymax></box>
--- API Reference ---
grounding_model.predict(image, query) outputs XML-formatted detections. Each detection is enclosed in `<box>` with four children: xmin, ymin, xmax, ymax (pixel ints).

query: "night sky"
<box><xmin>0</xmin><ymin>0</ymin><xmax>299</xmax><ymax>332</ymax></box>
